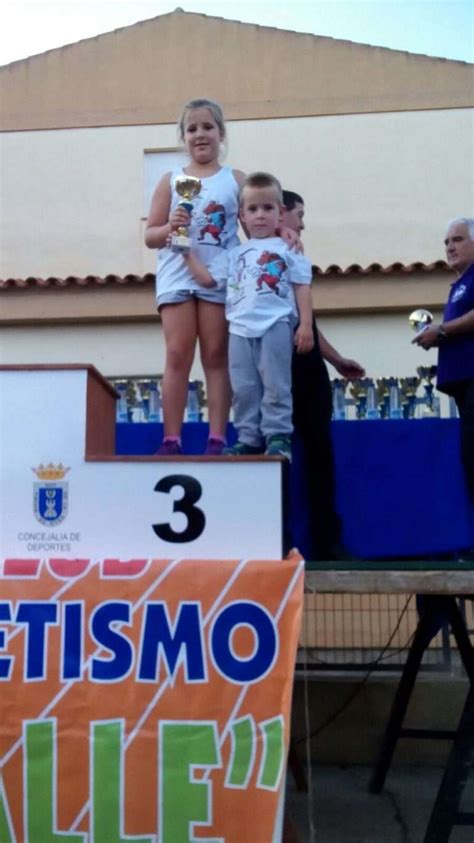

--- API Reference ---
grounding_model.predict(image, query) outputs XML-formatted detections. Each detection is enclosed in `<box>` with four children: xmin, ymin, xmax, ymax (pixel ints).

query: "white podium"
<box><xmin>0</xmin><ymin>364</ymin><xmax>285</xmax><ymax>561</ymax></box>
<box><xmin>0</xmin><ymin>365</ymin><xmax>303</xmax><ymax>843</ymax></box>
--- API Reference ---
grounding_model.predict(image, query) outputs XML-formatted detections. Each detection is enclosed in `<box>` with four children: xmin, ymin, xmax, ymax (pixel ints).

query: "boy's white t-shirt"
<box><xmin>208</xmin><ymin>236</ymin><xmax>312</xmax><ymax>338</ymax></box>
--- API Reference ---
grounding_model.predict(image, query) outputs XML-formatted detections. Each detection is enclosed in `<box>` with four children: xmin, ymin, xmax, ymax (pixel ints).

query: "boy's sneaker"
<box><xmin>204</xmin><ymin>437</ymin><xmax>226</xmax><ymax>456</ymax></box>
<box><xmin>222</xmin><ymin>441</ymin><xmax>264</xmax><ymax>456</ymax></box>
<box><xmin>156</xmin><ymin>439</ymin><xmax>182</xmax><ymax>456</ymax></box>
<box><xmin>265</xmin><ymin>434</ymin><xmax>292</xmax><ymax>460</ymax></box>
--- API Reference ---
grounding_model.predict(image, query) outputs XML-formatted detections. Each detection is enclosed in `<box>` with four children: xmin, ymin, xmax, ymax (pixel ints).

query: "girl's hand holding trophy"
<box><xmin>170</xmin><ymin>175</ymin><xmax>202</xmax><ymax>253</ymax></box>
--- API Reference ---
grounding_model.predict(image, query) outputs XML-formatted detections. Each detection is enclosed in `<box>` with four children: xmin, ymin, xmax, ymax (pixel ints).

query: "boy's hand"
<box><xmin>294</xmin><ymin>323</ymin><xmax>314</xmax><ymax>353</ymax></box>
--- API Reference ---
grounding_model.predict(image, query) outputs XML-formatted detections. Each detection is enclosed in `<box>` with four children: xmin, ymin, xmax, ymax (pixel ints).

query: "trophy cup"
<box><xmin>129</xmin><ymin>380</ymin><xmax>146</xmax><ymax>423</ymax></box>
<box><xmin>171</xmin><ymin>175</ymin><xmax>202</xmax><ymax>253</ymax></box>
<box><xmin>147</xmin><ymin>379</ymin><xmax>163</xmax><ymax>423</ymax></box>
<box><xmin>376</xmin><ymin>378</ymin><xmax>390</xmax><ymax>419</ymax></box>
<box><xmin>114</xmin><ymin>380</ymin><xmax>129</xmax><ymax>423</ymax></box>
<box><xmin>136</xmin><ymin>380</ymin><xmax>150</xmax><ymax>422</ymax></box>
<box><xmin>399</xmin><ymin>376</ymin><xmax>421</xmax><ymax>419</ymax></box>
<box><xmin>408</xmin><ymin>308</ymin><xmax>433</xmax><ymax>337</ymax></box>
<box><xmin>385</xmin><ymin>376</ymin><xmax>403</xmax><ymax>419</ymax></box>
<box><xmin>365</xmin><ymin>379</ymin><xmax>379</xmax><ymax>419</ymax></box>
<box><xmin>332</xmin><ymin>379</ymin><xmax>347</xmax><ymax>420</ymax></box>
<box><xmin>349</xmin><ymin>378</ymin><xmax>371</xmax><ymax>419</ymax></box>
<box><xmin>417</xmin><ymin>365</ymin><xmax>438</xmax><ymax>416</ymax></box>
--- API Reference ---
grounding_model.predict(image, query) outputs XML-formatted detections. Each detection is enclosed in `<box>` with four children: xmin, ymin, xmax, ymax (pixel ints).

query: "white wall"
<box><xmin>0</xmin><ymin>322</ymin><xmax>167</xmax><ymax>378</ymax></box>
<box><xmin>1</xmin><ymin>108</ymin><xmax>473</xmax><ymax>279</ymax></box>
<box><xmin>318</xmin><ymin>311</ymin><xmax>441</xmax><ymax>379</ymax></box>
<box><xmin>0</xmin><ymin>308</ymin><xmax>447</xmax><ymax>396</ymax></box>
<box><xmin>230</xmin><ymin>109</ymin><xmax>474</xmax><ymax>268</ymax></box>
<box><xmin>1</xmin><ymin>311</ymin><xmax>452</xmax><ymax>415</ymax></box>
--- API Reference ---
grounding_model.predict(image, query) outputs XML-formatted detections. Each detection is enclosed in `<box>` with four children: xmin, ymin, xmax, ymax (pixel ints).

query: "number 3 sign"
<box><xmin>153</xmin><ymin>475</ymin><xmax>206</xmax><ymax>543</ymax></box>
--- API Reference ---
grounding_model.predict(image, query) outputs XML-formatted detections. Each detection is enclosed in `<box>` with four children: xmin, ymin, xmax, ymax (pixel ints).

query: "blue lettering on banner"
<box><xmin>61</xmin><ymin>602</ymin><xmax>84</xmax><ymax>681</ymax></box>
<box><xmin>210</xmin><ymin>601</ymin><xmax>278</xmax><ymax>684</ymax></box>
<box><xmin>0</xmin><ymin>599</ymin><xmax>279</xmax><ymax>685</ymax></box>
<box><xmin>138</xmin><ymin>602</ymin><xmax>206</xmax><ymax>683</ymax></box>
<box><xmin>90</xmin><ymin>602</ymin><xmax>133</xmax><ymax>682</ymax></box>
<box><xmin>0</xmin><ymin>602</ymin><xmax>13</xmax><ymax>679</ymax></box>
<box><xmin>15</xmin><ymin>602</ymin><xmax>59</xmax><ymax>681</ymax></box>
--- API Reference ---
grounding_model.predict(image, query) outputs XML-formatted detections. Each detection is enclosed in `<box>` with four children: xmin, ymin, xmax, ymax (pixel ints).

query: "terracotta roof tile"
<box><xmin>0</xmin><ymin>263</ymin><xmax>450</xmax><ymax>289</ymax></box>
<box><xmin>0</xmin><ymin>273</ymin><xmax>156</xmax><ymax>289</ymax></box>
<box><xmin>313</xmin><ymin>260</ymin><xmax>449</xmax><ymax>276</ymax></box>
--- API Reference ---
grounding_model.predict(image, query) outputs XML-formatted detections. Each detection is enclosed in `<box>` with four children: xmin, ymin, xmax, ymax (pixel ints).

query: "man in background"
<box><xmin>282</xmin><ymin>190</ymin><xmax>365</xmax><ymax>560</ymax></box>
<box><xmin>413</xmin><ymin>217</ymin><xmax>474</xmax><ymax>523</ymax></box>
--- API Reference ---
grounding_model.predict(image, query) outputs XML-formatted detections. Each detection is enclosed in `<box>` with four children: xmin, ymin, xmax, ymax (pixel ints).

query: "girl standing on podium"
<box><xmin>145</xmin><ymin>98</ymin><xmax>245</xmax><ymax>455</ymax></box>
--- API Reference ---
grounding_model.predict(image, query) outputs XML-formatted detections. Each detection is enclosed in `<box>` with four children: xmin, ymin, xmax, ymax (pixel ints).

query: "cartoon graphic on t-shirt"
<box><xmin>228</xmin><ymin>247</ymin><xmax>256</xmax><ymax>304</ymax></box>
<box><xmin>256</xmin><ymin>252</ymin><xmax>287</xmax><ymax>294</ymax></box>
<box><xmin>198</xmin><ymin>201</ymin><xmax>226</xmax><ymax>245</ymax></box>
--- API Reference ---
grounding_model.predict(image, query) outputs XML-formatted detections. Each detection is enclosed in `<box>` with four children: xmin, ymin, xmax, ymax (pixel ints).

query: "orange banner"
<box><xmin>0</xmin><ymin>555</ymin><xmax>303</xmax><ymax>843</ymax></box>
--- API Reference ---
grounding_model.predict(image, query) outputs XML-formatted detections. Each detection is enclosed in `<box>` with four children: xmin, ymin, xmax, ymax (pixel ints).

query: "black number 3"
<box><xmin>152</xmin><ymin>474</ymin><xmax>206</xmax><ymax>543</ymax></box>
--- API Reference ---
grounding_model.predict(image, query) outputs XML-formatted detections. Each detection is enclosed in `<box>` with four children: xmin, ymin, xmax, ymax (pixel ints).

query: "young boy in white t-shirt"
<box><xmin>184</xmin><ymin>171</ymin><xmax>314</xmax><ymax>459</ymax></box>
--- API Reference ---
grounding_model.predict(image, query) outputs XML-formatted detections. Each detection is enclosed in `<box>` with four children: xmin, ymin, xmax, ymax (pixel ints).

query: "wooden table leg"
<box><xmin>423</xmin><ymin>686</ymin><xmax>474</xmax><ymax>842</ymax></box>
<box><xmin>369</xmin><ymin>600</ymin><xmax>438</xmax><ymax>793</ymax></box>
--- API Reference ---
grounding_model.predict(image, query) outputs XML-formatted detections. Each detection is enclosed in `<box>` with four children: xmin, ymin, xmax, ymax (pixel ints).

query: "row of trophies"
<box><xmin>333</xmin><ymin>310</ymin><xmax>440</xmax><ymax>420</ymax></box>
<box><xmin>332</xmin><ymin>367</ymin><xmax>439</xmax><ymax>421</ymax></box>
<box><xmin>111</xmin><ymin>368</ymin><xmax>441</xmax><ymax>424</ymax></box>
<box><xmin>110</xmin><ymin>308</ymin><xmax>448</xmax><ymax>422</ymax></box>
<box><xmin>111</xmin><ymin>378</ymin><xmax>205</xmax><ymax>424</ymax></box>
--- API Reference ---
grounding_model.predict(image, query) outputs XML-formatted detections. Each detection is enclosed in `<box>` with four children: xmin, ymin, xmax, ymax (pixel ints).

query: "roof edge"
<box><xmin>0</xmin><ymin>262</ymin><xmax>452</xmax><ymax>290</ymax></box>
<box><xmin>1</xmin><ymin>8</ymin><xmax>471</xmax><ymax>70</ymax></box>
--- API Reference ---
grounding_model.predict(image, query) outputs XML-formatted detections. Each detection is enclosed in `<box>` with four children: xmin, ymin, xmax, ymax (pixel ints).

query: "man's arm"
<box><xmin>318</xmin><ymin>330</ymin><xmax>366</xmax><ymax>378</ymax></box>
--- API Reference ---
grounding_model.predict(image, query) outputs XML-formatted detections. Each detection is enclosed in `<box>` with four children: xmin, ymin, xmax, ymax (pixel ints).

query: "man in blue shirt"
<box><xmin>413</xmin><ymin>217</ymin><xmax>474</xmax><ymax>505</ymax></box>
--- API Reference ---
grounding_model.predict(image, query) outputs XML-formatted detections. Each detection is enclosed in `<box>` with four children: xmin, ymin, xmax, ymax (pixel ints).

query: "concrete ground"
<box><xmin>286</xmin><ymin>764</ymin><xmax>474</xmax><ymax>842</ymax></box>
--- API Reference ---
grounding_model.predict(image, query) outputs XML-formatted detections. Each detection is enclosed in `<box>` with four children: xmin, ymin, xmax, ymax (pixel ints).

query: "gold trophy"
<box><xmin>376</xmin><ymin>378</ymin><xmax>390</xmax><ymax>419</ymax></box>
<box><xmin>385</xmin><ymin>376</ymin><xmax>403</xmax><ymax>419</ymax></box>
<box><xmin>332</xmin><ymin>378</ymin><xmax>347</xmax><ymax>420</ymax></box>
<box><xmin>399</xmin><ymin>376</ymin><xmax>421</xmax><ymax>419</ymax></box>
<box><xmin>408</xmin><ymin>308</ymin><xmax>433</xmax><ymax>337</ymax></box>
<box><xmin>349</xmin><ymin>378</ymin><xmax>371</xmax><ymax>419</ymax></box>
<box><xmin>417</xmin><ymin>365</ymin><xmax>438</xmax><ymax>416</ymax></box>
<box><xmin>171</xmin><ymin>175</ymin><xmax>202</xmax><ymax>253</ymax></box>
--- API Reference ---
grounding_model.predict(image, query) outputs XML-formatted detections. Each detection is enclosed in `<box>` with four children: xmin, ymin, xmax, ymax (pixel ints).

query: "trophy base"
<box><xmin>171</xmin><ymin>233</ymin><xmax>191</xmax><ymax>254</ymax></box>
<box><xmin>422</xmin><ymin>400</ymin><xmax>441</xmax><ymax>418</ymax></box>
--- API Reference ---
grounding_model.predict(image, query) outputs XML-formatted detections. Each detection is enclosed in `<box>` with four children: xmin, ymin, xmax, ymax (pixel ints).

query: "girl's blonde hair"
<box><xmin>178</xmin><ymin>98</ymin><xmax>226</xmax><ymax>141</ymax></box>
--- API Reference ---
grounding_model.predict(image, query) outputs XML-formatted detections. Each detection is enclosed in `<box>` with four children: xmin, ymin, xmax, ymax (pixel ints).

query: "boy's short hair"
<box><xmin>282</xmin><ymin>189</ymin><xmax>304</xmax><ymax>210</ymax></box>
<box><xmin>240</xmin><ymin>172</ymin><xmax>283</xmax><ymax>206</ymax></box>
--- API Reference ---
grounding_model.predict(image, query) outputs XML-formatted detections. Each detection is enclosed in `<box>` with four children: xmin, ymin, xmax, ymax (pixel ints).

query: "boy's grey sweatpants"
<box><xmin>229</xmin><ymin>320</ymin><xmax>294</xmax><ymax>447</ymax></box>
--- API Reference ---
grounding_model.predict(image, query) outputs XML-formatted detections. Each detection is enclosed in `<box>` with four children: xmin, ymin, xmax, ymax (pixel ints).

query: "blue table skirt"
<box><xmin>116</xmin><ymin>420</ymin><xmax>474</xmax><ymax>560</ymax></box>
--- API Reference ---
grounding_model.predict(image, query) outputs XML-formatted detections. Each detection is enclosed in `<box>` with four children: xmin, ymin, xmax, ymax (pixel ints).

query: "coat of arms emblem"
<box><xmin>32</xmin><ymin>463</ymin><xmax>70</xmax><ymax>525</ymax></box>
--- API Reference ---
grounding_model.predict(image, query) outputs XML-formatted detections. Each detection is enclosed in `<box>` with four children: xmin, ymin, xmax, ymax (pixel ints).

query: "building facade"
<box><xmin>1</xmin><ymin>9</ymin><xmax>473</xmax><ymax>389</ymax></box>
